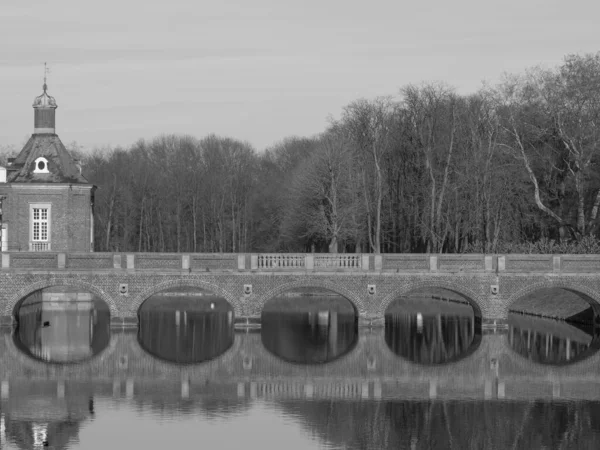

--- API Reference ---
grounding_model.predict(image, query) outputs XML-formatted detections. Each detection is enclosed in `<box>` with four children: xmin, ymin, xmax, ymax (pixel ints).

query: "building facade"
<box><xmin>0</xmin><ymin>81</ymin><xmax>95</xmax><ymax>252</ymax></box>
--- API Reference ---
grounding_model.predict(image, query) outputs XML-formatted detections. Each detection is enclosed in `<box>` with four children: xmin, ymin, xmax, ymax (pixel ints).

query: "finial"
<box><xmin>43</xmin><ymin>62</ymin><xmax>49</xmax><ymax>92</ymax></box>
<box><xmin>33</xmin><ymin>64</ymin><xmax>57</xmax><ymax>109</ymax></box>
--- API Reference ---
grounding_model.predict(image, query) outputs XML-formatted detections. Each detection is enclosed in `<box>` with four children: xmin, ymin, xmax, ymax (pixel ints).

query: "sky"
<box><xmin>1</xmin><ymin>0</ymin><xmax>599</xmax><ymax>152</ymax></box>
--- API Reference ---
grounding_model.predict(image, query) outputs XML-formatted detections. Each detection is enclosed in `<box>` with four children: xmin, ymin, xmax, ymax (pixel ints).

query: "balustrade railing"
<box><xmin>314</xmin><ymin>254</ymin><xmax>361</xmax><ymax>269</ymax></box>
<box><xmin>29</xmin><ymin>241</ymin><xmax>51</xmax><ymax>251</ymax></box>
<box><xmin>258</xmin><ymin>254</ymin><xmax>305</xmax><ymax>269</ymax></box>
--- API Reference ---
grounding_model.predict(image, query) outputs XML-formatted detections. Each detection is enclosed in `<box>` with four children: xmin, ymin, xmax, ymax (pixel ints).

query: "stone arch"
<box><xmin>507</xmin><ymin>280</ymin><xmax>600</xmax><ymax>314</ymax></box>
<box><xmin>503</xmin><ymin>281</ymin><xmax>600</xmax><ymax>374</ymax></box>
<box><xmin>258</xmin><ymin>279</ymin><xmax>364</xmax><ymax>315</ymax></box>
<box><xmin>134</xmin><ymin>278</ymin><xmax>239</xmax><ymax>315</ymax></box>
<box><xmin>379</xmin><ymin>280</ymin><xmax>484</xmax><ymax>318</ymax></box>
<box><xmin>5</xmin><ymin>278</ymin><xmax>117</xmax><ymax>317</ymax></box>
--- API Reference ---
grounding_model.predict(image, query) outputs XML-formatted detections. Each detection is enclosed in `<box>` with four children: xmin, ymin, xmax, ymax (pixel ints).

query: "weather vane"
<box><xmin>43</xmin><ymin>62</ymin><xmax>50</xmax><ymax>91</ymax></box>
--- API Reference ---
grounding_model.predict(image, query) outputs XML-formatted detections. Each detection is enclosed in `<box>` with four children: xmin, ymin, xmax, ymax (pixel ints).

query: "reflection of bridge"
<box><xmin>3</xmin><ymin>252</ymin><xmax>600</xmax><ymax>326</ymax></box>
<box><xmin>2</xmin><ymin>329</ymin><xmax>600</xmax><ymax>402</ymax></box>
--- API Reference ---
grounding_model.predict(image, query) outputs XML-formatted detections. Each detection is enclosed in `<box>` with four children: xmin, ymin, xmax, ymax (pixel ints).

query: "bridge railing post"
<box><xmin>126</xmin><ymin>254</ymin><xmax>135</xmax><ymax>269</ymax></box>
<box><xmin>305</xmin><ymin>255</ymin><xmax>314</xmax><ymax>271</ymax></box>
<box><xmin>182</xmin><ymin>255</ymin><xmax>190</xmax><ymax>270</ymax></box>
<box><xmin>361</xmin><ymin>254</ymin><xmax>370</xmax><ymax>271</ymax></box>
<box><xmin>497</xmin><ymin>256</ymin><xmax>505</xmax><ymax>271</ymax></box>
<box><xmin>429</xmin><ymin>256</ymin><xmax>438</xmax><ymax>272</ymax></box>
<box><xmin>58</xmin><ymin>253</ymin><xmax>66</xmax><ymax>269</ymax></box>
<box><xmin>237</xmin><ymin>254</ymin><xmax>245</xmax><ymax>270</ymax></box>
<box><xmin>553</xmin><ymin>255</ymin><xmax>561</xmax><ymax>272</ymax></box>
<box><xmin>1</xmin><ymin>253</ymin><xmax>9</xmax><ymax>269</ymax></box>
<box><xmin>484</xmin><ymin>256</ymin><xmax>493</xmax><ymax>272</ymax></box>
<box><xmin>250</xmin><ymin>254</ymin><xmax>258</xmax><ymax>270</ymax></box>
<box><xmin>113</xmin><ymin>254</ymin><xmax>122</xmax><ymax>269</ymax></box>
<box><xmin>374</xmin><ymin>255</ymin><xmax>382</xmax><ymax>271</ymax></box>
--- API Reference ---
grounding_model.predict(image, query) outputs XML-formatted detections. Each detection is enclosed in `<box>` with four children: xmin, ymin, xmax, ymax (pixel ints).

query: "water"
<box><xmin>3</xmin><ymin>289</ymin><xmax>600</xmax><ymax>449</ymax></box>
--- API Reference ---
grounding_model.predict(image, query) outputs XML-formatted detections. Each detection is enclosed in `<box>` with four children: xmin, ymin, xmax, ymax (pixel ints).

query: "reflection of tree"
<box><xmin>507</xmin><ymin>314</ymin><xmax>599</xmax><ymax>365</ymax></box>
<box><xmin>385</xmin><ymin>313</ymin><xmax>477</xmax><ymax>364</ymax></box>
<box><xmin>275</xmin><ymin>400</ymin><xmax>600</xmax><ymax>449</ymax></box>
<box><xmin>261</xmin><ymin>311</ymin><xmax>357</xmax><ymax>364</ymax></box>
<box><xmin>138</xmin><ymin>310</ymin><xmax>234</xmax><ymax>363</ymax></box>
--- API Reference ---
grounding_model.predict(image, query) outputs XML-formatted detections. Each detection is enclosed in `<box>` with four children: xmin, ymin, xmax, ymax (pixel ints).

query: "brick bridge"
<box><xmin>2</xmin><ymin>252</ymin><xmax>600</xmax><ymax>327</ymax></box>
<box><xmin>2</xmin><ymin>329</ymin><xmax>600</xmax><ymax>402</ymax></box>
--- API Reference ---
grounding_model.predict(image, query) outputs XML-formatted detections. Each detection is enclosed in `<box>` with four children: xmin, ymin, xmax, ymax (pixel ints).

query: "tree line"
<box><xmin>5</xmin><ymin>52</ymin><xmax>600</xmax><ymax>254</ymax></box>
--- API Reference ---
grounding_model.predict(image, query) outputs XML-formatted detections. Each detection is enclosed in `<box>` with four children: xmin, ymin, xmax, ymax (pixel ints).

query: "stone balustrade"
<box><xmin>0</xmin><ymin>252</ymin><xmax>599</xmax><ymax>273</ymax></box>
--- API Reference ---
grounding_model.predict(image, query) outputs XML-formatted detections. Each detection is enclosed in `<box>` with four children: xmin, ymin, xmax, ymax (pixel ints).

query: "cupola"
<box><xmin>32</xmin><ymin>65</ymin><xmax>57</xmax><ymax>134</ymax></box>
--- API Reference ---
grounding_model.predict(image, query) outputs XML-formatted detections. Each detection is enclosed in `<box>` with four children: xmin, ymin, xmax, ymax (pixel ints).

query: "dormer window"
<box><xmin>34</xmin><ymin>157</ymin><xmax>49</xmax><ymax>173</ymax></box>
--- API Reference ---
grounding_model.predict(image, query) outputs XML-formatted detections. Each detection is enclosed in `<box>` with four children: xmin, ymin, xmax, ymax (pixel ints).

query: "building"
<box><xmin>0</xmin><ymin>80</ymin><xmax>95</xmax><ymax>252</ymax></box>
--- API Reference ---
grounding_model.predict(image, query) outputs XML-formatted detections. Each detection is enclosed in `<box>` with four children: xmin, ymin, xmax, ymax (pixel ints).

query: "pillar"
<box><xmin>112</xmin><ymin>379</ymin><xmax>120</xmax><ymax>397</ymax></box>
<box><xmin>181</xmin><ymin>379</ymin><xmax>190</xmax><ymax>399</ymax></box>
<box><xmin>304</xmin><ymin>384</ymin><xmax>313</xmax><ymax>399</ymax></box>
<box><xmin>126</xmin><ymin>378</ymin><xmax>134</xmax><ymax>398</ymax></box>
<box><xmin>328</xmin><ymin>311</ymin><xmax>338</xmax><ymax>350</ymax></box>
<box><xmin>57</xmin><ymin>380</ymin><xmax>65</xmax><ymax>398</ymax></box>
<box><xmin>362</xmin><ymin>382</ymin><xmax>369</xmax><ymax>399</ymax></box>
<box><xmin>237</xmin><ymin>382</ymin><xmax>245</xmax><ymax>398</ymax></box>
<box><xmin>429</xmin><ymin>380</ymin><xmax>437</xmax><ymax>399</ymax></box>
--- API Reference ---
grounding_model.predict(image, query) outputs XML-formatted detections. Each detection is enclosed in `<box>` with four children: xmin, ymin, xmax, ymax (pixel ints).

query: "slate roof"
<box><xmin>7</xmin><ymin>133</ymin><xmax>89</xmax><ymax>184</ymax></box>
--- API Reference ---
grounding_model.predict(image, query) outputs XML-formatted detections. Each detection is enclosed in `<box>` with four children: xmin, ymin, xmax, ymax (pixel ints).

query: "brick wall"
<box><xmin>5</xmin><ymin>184</ymin><xmax>92</xmax><ymax>252</ymax></box>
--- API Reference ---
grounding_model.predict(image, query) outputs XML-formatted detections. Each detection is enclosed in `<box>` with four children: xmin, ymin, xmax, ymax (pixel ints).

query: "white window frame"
<box><xmin>30</xmin><ymin>203</ymin><xmax>51</xmax><ymax>251</ymax></box>
<box><xmin>33</xmin><ymin>157</ymin><xmax>50</xmax><ymax>174</ymax></box>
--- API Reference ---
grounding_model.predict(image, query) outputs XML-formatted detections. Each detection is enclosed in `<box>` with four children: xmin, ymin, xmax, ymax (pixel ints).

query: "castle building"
<box><xmin>0</xmin><ymin>79</ymin><xmax>95</xmax><ymax>252</ymax></box>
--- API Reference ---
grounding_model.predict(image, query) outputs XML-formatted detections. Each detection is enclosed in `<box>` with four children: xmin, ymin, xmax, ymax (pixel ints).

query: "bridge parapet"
<box><xmin>2</xmin><ymin>252</ymin><xmax>600</xmax><ymax>274</ymax></box>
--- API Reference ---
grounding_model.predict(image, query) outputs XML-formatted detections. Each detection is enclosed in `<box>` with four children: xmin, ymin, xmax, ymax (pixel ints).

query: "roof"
<box><xmin>7</xmin><ymin>134</ymin><xmax>89</xmax><ymax>184</ymax></box>
<box><xmin>32</xmin><ymin>84</ymin><xmax>57</xmax><ymax>109</ymax></box>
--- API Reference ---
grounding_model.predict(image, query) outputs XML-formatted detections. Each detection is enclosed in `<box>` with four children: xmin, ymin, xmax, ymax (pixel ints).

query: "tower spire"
<box><xmin>32</xmin><ymin>63</ymin><xmax>57</xmax><ymax>134</ymax></box>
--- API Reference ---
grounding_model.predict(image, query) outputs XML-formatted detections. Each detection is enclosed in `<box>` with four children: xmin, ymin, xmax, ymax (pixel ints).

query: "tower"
<box><xmin>0</xmin><ymin>69</ymin><xmax>95</xmax><ymax>252</ymax></box>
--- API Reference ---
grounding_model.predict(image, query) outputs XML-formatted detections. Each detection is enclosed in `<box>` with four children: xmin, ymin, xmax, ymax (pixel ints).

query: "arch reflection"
<box><xmin>385</xmin><ymin>289</ymin><xmax>481</xmax><ymax>364</ymax></box>
<box><xmin>261</xmin><ymin>289</ymin><xmax>357</xmax><ymax>364</ymax></box>
<box><xmin>14</xmin><ymin>287</ymin><xmax>110</xmax><ymax>363</ymax></box>
<box><xmin>138</xmin><ymin>288</ymin><xmax>234</xmax><ymax>364</ymax></box>
<box><xmin>507</xmin><ymin>312</ymin><xmax>600</xmax><ymax>365</ymax></box>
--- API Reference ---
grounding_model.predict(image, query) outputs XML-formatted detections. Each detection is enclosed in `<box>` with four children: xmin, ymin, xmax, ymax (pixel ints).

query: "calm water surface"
<box><xmin>2</xmin><ymin>291</ymin><xmax>600</xmax><ymax>449</ymax></box>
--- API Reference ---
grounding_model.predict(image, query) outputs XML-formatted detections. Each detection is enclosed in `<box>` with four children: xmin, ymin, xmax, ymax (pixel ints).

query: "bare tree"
<box><xmin>283</xmin><ymin>129</ymin><xmax>364</xmax><ymax>252</ymax></box>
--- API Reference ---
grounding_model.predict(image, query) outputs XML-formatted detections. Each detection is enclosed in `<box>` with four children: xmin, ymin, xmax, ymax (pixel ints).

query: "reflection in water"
<box><xmin>2</xmin><ymin>389</ymin><xmax>94</xmax><ymax>450</ymax></box>
<box><xmin>385</xmin><ymin>296</ymin><xmax>480</xmax><ymax>364</ymax></box>
<box><xmin>14</xmin><ymin>287</ymin><xmax>110</xmax><ymax>363</ymax></box>
<box><xmin>5</xmin><ymin>330</ymin><xmax>600</xmax><ymax>449</ymax></box>
<box><xmin>262</xmin><ymin>294</ymin><xmax>357</xmax><ymax>364</ymax></box>
<box><xmin>138</xmin><ymin>294</ymin><xmax>234</xmax><ymax>364</ymax></box>
<box><xmin>508</xmin><ymin>312</ymin><xmax>600</xmax><ymax>365</ymax></box>
<box><xmin>277</xmin><ymin>399</ymin><xmax>600</xmax><ymax>449</ymax></box>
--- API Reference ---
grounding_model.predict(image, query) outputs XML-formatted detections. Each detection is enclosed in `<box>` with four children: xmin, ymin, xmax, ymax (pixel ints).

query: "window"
<box><xmin>32</xmin><ymin>208</ymin><xmax>48</xmax><ymax>240</ymax></box>
<box><xmin>33</xmin><ymin>157</ymin><xmax>49</xmax><ymax>174</ymax></box>
<box><xmin>30</xmin><ymin>203</ymin><xmax>51</xmax><ymax>251</ymax></box>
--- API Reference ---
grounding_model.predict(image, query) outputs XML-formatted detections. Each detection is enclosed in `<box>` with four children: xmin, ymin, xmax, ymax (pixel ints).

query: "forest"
<box><xmin>5</xmin><ymin>52</ymin><xmax>600</xmax><ymax>254</ymax></box>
